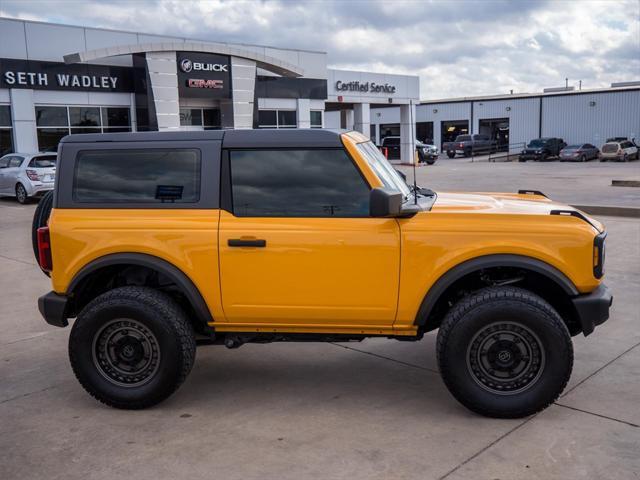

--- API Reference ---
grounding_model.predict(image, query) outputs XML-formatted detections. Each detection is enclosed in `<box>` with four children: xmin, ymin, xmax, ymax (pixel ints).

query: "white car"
<box><xmin>0</xmin><ymin>152</ymin><xmax>57</xmax><ymax>204</ymax></box>
<box><xmin>599</xmin><ymin>140</ymin><xmax>639</xmax><ymax>162</ymax></box>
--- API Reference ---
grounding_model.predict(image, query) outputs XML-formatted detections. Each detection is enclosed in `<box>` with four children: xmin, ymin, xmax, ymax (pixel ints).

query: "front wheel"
<box><xmin>437</xmin><ymin>286</ymin><xmax>573</xmax><ymax>418</ymax></box>
<box><xmin>69</xmin><ymin>286</ymin><xmax>196</xmax><ymax>409</ymax></box>
<box><xmin>581</xmin><ymin>155</ymin><xmax>586</xmax><ymax>162</ymax></box>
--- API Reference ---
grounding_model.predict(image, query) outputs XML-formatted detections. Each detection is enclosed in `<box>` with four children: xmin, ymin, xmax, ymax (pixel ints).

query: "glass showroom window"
<box><xmin>310</xmin><ymin>110</ymin><xmax>323</xmax><ymax>128</ymax></box>
<box><xmin>0</xmin><ymin>105</ymin><xmax>14</xmax><ymax>156</ymax></box>
<box><xmin>258</xmin><ymin>109</ymin><xmax>297</xmax><ymax>128</ymax></box>
<box><xmin>35</xmin><ymin>106</ymin><xmax>132</xmax><ymax>152</ymax></box>
<box><xmin>179</xmin><ymin>108</ymin><xmax>221</xmax><ymax>129</ymax></box>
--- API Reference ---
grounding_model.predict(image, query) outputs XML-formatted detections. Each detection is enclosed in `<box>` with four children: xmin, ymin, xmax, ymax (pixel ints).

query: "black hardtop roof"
<box><xmin>59</xmin><ymin>129</ymin><xmax>346</xmax><ymax>148</ymax></box>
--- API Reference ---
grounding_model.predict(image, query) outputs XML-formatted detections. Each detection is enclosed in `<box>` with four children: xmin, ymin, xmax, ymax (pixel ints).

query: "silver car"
<box><xmin>0</xmin><ymin>152</ymin><xmax>57</xmax><ymax>204</ymax></box>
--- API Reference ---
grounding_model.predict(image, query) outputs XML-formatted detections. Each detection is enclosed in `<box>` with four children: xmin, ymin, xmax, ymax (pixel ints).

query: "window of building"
<box><xmin>35</xmin><ymin>106</ymin><xmax>132</xmax><ymax>152</ymax></box>
<box><xmin>229</xmin><ymin>149</ymin><xmax>370</xmax><ymax>217</ymax></box>
<box><xmin>179</xmin><ymin>108</ymin><xmax>221</xmax><ymax>129</ymax></box>
<box><xmin>258</xmin><ymin>109</ymin><xmax>297</xmax><ymax>128</ymax></box>
<box><xmin>0</xmin><ymin>105</ymin><xmax>14</xmax><ymax>156</ymax></box>
<box><xmin>416</xmin><ymin>121</ymin><xmax>434</xmax><ymax>144</ymax></box>
<box><xmin>73</xmin><ymin>149</ymin><xmax>201</xmax><ymax>203</ymax></box>
<box><xmin>310</xmin><ymin>110</ymin><xmax>323</xmax><ymax>128</ymax></box>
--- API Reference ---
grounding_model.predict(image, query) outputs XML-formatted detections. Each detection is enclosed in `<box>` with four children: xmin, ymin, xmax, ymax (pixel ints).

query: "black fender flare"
<box><xmin>67</xmin><ymin>253</ymin><xmax>214</xmax><ymax>329</ymax></box>
<box><xmin>414</xmin><ymin>254</ymin><xmax>579</xmax><ymax>326</ymax></box>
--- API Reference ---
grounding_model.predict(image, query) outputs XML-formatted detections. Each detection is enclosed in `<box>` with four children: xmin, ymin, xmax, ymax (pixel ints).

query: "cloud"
<box><xmin>1</xmin><ymin>0</ymin><xmax>638</xmax><ymax>99</ymax></box>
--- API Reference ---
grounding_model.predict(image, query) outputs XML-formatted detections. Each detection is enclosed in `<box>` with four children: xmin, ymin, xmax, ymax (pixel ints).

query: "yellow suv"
<box><xmin>35</xmin><ymin>129</ymin><xmax>611</xmax><ymax>417</ymax></box>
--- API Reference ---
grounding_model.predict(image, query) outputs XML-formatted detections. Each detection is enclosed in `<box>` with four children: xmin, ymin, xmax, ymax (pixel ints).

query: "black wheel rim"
<box><xmin>466</xmin><ymin>322</ymin><xmax>545</xmax><ymax>395</ymax></box>
<box><xmin>92</xmin><ymin>319</ymin><xmax>161</xmax><ymax>387</ymax></box>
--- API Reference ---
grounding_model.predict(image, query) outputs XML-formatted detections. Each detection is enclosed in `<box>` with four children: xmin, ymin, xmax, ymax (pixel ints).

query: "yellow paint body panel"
<box><xmin>48</xmin><ymin>132</ymin><xmax>604</xmax><ymax>336</ymax></box>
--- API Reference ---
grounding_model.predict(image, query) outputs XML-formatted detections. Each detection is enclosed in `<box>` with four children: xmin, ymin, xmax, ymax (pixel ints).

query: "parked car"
<box><xmin>380</xmin><ymin>136</ymin><xmax>437</xmax><ymax>164</ymax></box>
<box><xmin>35</xmin><ymin>129</ymin><xmax>612</xmax><ymax>419</ymax></box>
<box><xmin>416</xmin><ymin>140</ymin><xmax>438</xmax><ymax>165</ymax></box>
<box><xmin>599</xmin><ymin>140</ymin><xmax>639</xmax><ymax>162</ymax></box>
<box><xmin>559</xmin><ymin>144</ymin><xmax>599</xmax><ymax>162</ymax></box>
<box><xmin>443</xmin><ymin>134</ymin><xmax>497</xmax><ymax>158</ymax></box>
<box><xmin>0</xmin><ymin>152</ymin><xmax>57</xmax><ymax>204</ymax></box>
<box><xmin>519</xmin><ymin>138</ymin><xmax>567</xmax><ymax>162</ymax></box>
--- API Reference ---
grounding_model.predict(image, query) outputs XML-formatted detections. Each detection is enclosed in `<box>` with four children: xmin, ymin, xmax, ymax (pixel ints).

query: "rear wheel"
<box><xmin>69</xmin><ymin>286</ymin><xmax>196</xmax><ymax>409</ymax></box>
<box><xmin>15</xmin><ymin>183</ymin><xmax>28</xmax><ymax>204</ymax></box>
<box><xmin>464</xmin><ymin>148</ymin><xmax>472</xmax><ymax>158</ymax></box>
<box><xmin>447</xmin><ymin>151</ymin><xmax>455</xmax><ymax>159</ymax></box>
<box><xmin>623</xmin><ymin>153</ymin><xmax>628</xmax><ymax>162</ymax></box>
<box><xmin>437</xmin><ymin>286</ymin><xmax>573</xmax><ymax>418</ymax></box>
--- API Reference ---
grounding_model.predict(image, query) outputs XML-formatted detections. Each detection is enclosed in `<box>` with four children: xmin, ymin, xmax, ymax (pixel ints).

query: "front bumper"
<box><xmin>38</xmin><ymin>291</ymin><xmax>69</xmax><ymax>327</ymax></box>
<box><xmin>572</xmin><ymin>284</ymin><xmax>612</xmax><ymax>336</ymax></box>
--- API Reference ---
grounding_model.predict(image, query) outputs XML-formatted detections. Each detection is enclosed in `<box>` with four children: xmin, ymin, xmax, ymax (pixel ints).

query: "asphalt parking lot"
<box><xmin>399</xmin><ymin>155</ymin><xmax>640</xmax><ymax>208</ymax></box>
<box><xmin>1</xmin><ymin>161</ymin><xmax>639</xmax><ymax>480</ymax></box>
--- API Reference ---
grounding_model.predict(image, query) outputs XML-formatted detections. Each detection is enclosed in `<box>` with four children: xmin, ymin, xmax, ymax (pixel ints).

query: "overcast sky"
<box><xmin>1</xmin><ymin>0</ymin><xmax>638</xmax><ymax>99</ymax></box>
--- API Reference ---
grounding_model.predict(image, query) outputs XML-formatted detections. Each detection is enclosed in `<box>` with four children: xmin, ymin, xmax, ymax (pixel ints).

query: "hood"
<box><xmin>431</xmin><ymin>191</ymin><xmax>604</xmax><ymax>232</ymax></box>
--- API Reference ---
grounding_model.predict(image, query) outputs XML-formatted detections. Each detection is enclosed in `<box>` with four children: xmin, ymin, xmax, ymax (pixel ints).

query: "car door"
<box><xmin>218</xmin><ymin>147</ymin><xmax>401</xmax><ymax>327</ymax></box>
<box><xmin>0</xmin><ymin>156</ymin><xmax>23</xmax><ymax>193</ymax></box>
<box><xmin>0</xmin><ymin>155</ymin><xmax>12</xmax><ymax>193</ymax></box>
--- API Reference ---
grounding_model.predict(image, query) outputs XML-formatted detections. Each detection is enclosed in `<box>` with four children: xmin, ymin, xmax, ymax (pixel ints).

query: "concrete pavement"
<box><xmin>0</xmin><ymin>197</ymin><xmax>638</xmax><ymax>480</ymax></box>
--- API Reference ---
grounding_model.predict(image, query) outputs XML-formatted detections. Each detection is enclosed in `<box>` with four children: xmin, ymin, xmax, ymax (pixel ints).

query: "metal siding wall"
<box><xmin>417</xmin><ymin>102</ymin><xmax>471</xmax><ymax>148</ymax></box>
<box><xmin>542</xmin><ymin>91</ymin><xmax>640</xmax><ymax>146</ymax></box>
<box><xmin>474</xmin><ymin>98</ymin><xmax>540</xmax><ymax>147</ymax></box>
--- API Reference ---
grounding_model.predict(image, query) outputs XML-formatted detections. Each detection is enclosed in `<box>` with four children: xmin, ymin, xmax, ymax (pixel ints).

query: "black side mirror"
<box><xmin>370</xmin><ymin>188</ymin><xmax>403</xmax><ymax>217</ymax></box>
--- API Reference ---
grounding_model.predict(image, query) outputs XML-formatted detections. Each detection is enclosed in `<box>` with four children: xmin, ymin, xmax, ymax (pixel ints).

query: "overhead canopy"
<box><xmin>64</xmin><ymin>42</ymin><xmax>304</xmax><ymax>78</ymax></box>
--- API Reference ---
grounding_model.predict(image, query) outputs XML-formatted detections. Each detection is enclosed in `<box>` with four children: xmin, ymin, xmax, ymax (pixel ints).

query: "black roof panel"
<box><xmin>59</xmin><ymin>130</ymin><xmax>225</xmax><ymax>143</ymax></box>
<box><xmin>222</xmin><ymin>129</ymin><xmax>344</xmax><ymax>148</ymax></box>
<box><xmin>59</xmin><ymin>129</ymin><xmax>346</xmax><ymax>148</ymax></box>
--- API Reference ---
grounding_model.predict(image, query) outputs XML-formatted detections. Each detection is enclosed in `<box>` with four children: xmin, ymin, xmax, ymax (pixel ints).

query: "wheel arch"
<box><xmin>66</xmin><ymin>252</ymin><xmax>214</xmax><ymax>334</ymax></box>
<box><xmin>415</xmin><ymin>254</ymin><xmax>581</xmax><ymax>334</ymax></box>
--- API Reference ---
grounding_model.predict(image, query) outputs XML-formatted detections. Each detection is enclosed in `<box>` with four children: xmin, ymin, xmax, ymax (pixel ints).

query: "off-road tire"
<box><xmin>69</xmin><ymin>286</ymin><xmax>196</xmax><ymax>409</ymax></box>
<box><xmin>437</xmin><ymin>286</ymin><xmax>573</xmax><ymax>418</ymax></box>
<box><xmin>447</xmin><ymin>150</ymin><xmax>455</xmax><ymax>159</ymax></box>
<box><xmin>31</xmin><ymin>190</ymin><xmax>54</xmax><ymax>271</ymax></box>
<box><xmin>15</xmin><ymin>183</ymin><xmax>28</xmax><ymax>204</ymax></box>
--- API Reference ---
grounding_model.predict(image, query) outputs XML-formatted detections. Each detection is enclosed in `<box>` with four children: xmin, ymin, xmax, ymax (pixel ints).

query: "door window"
<box><xmin>9</xmin><ymin>157</ymin><xmax>23</xmax><ymax>167</ymax></box>
<box><xmin>229</xmin><ymin>149</ymin><xmax>370</xmax><ymax>217</ymax></box>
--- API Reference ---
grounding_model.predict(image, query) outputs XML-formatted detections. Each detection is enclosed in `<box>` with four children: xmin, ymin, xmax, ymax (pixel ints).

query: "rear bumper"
<box><xmin>38</xmin><ymin>291</ymin><xmax>69</xmax><ymax>327</ymax></box>
<box><xmin>572</xmin><ymin>284</ymin><xmax>612</xmax><ymax>336</ymax></box>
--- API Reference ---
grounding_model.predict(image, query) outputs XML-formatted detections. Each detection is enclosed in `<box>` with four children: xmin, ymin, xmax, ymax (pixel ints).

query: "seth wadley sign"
<box><xmin>3</xmin><ymin>71</ymin><xmax>119</xmax><ymax>89</ymax></box>
<box><xmin>0</xmin><ymin>58</ymin><xmax>134</xmax><ymax>92</ymax></box>
<box><xmin>335</xmin><ymin>80</ymin><xmax>396</xmax><ymax>94</ymax></box>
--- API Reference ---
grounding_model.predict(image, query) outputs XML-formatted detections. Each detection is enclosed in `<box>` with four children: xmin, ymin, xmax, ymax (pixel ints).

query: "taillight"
<box><xmin>26</xmin><ymin>169</ymin><xmax>40</xmax><ymax>181</ymax></box>
<box><xmin>37</xmin><ymin>226</ymin><xmax>53</xmax><ymax>272</ymax></box>
<box><xmin>459</xmin><ymin>143</ymin><xmax>463</xmax><ymax>147</ymax></box>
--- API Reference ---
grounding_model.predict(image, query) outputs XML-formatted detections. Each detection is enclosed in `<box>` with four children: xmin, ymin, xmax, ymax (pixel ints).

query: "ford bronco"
<box><xmin>36</xmin><ymin>129</ymin><xmax>611</xmax><ymax>417</ymax></box>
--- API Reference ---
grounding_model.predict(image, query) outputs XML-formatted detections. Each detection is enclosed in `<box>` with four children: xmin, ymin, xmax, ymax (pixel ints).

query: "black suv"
<box><xmin>519</xmin><ymin>138</ymin><xmax>567</xmax><ymax>162</ymax></box>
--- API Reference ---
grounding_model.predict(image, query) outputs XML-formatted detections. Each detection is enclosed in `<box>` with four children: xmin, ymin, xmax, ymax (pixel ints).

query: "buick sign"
<box><xmin>180</xmin><ymin>58</ymin><xmax>228</xmax><ymax>73</ymax></box>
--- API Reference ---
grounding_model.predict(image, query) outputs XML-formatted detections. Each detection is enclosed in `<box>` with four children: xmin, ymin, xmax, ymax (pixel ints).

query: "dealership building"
<box><xmin>372</xmin><ymin>84</ymin><xmax>640</xmax><ymax>153</ymax></box>
<box><xmin>1</xmin><ymin>17</ymin><xmax>639</xmax><ymax>164</ymax></box>
<box><xmin>0</xmin><ymin>17</ymin><xmax>420</xmax><ymax>161</ymax></box>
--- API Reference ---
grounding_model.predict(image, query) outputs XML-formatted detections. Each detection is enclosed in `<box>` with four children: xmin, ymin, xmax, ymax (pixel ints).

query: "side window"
<box><xmin>0</xmin><ymin>156</ymin><xmax>11</xmax><ymax>168</ymax></box>
<box><xmin>73</xmin><ymin>149</ymin><xmax>201</xmax><ymax>203</ymax></box>
<box><xmin>9</xmin><ymin>156</ymin><xmax>23</xmax><ymax>167</ymax></box>
<box><xmin>229</xmin><ymin>149</ymin><xmax>370</xmax><ymax>217</ymax></box>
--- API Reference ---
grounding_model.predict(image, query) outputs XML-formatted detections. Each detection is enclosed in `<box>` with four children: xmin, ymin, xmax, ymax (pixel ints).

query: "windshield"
<box><xmin>356</xmin><ymin>141</ymin><xmax>412</xmax><ymax>199</ymax></box>
<box><xmin>527</xmin><ymin>139</ymin><xmax>548</xmax><ymax>148</ymax></box>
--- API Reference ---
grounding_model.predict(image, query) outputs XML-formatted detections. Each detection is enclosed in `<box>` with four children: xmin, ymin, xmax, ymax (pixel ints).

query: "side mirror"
<box><xmin>370</xmin><ymin>188</ymin><xmax>403</xmax><ymax>217</ymax></box>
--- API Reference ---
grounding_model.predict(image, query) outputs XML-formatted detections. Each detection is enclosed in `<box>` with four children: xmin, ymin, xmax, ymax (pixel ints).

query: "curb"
<box><xmin>611</xmin><ymin>180</ymin><xmax>640</xmax><ymax>187</ymax></box>
<box><xmin>572</xmin><ymin>205</ymin><xmax>640</xmax><ymax>218</ymax></box>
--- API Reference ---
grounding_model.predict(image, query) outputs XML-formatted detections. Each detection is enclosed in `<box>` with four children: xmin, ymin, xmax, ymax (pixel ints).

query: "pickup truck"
<box><xmin>443</xmin><ymin>134</ymin><xmax>497</xmax><ymax>158</ymax></box>
<box><xmin>35</xmin><ymin>129</ymin><xmax>611</xmax><ymax>418</ymax></box>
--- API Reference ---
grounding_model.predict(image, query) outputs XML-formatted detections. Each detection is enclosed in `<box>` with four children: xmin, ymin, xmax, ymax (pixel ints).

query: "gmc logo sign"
<box><xmin>187</xmin><ymin>78</ymin><xmax>224</xmax><ymax>89</ymax></box>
